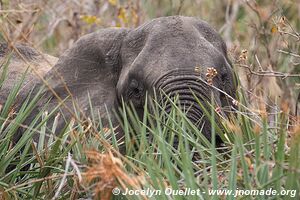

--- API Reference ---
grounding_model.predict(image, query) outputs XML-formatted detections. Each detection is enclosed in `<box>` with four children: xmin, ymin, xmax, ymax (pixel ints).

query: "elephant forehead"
<box><xmin>125</xmin><ymin>16</ymin><xmax>193</xmax><ymax>43</ymax></box>
<box><xmin>122</xmin><ymin>31</ymin><xmax>224</xmax><ymax>72</ymax></box>
<box><xmin>123</xmin><ymin>16</ymin><xmax>225</xmax><ymax>60</ymax></box>
<box><xmin>126</xmin><ymin>16</ymin><xmax>226</xmax><ymax>56</ymax></box>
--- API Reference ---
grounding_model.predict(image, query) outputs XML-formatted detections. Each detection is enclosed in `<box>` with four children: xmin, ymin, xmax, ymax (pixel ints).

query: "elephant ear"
<box><xmin>44</xmin><ymin>28</ymin><xmax>130</xmax><ymax>125</ymax></box>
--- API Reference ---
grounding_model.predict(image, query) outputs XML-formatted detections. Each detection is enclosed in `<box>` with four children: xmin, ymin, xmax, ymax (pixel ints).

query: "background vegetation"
<box><xmin>0</xmin><ymin>0</ymin><xmax>300</xmax><ymax>199</ymax></box>
<box><xmin>1</xmin><ymin>0</ymin><xmax>300</xmax><ymax>109</ymax></box>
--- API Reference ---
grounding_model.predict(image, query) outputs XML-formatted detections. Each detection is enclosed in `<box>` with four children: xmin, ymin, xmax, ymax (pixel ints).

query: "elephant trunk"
<box><xmin>153</xmin><ymin>70</ymin><xmax>214</xmax><ymax>139</ymax></box>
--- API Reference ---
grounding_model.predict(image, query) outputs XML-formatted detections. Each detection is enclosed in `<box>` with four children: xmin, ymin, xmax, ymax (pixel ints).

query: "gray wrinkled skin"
<box><xmin>0</xmin><ymin>43</ymin><xmax>57</xmax><ymax>105</ymax></box>
<box><xmin>2</xmin><ymin>16</ymin><xmax>237</xmax><ymax>145</ymax></box>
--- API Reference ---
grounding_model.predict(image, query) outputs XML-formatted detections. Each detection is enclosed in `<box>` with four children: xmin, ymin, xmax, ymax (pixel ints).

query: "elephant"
<box><xmin>1</xmin><ymin>16</ymin><xmax>237</xmax><ymax>148</ymax></box>
<box><xmin>0</xmin><ymin>43</ymin><xmax>57</xmax><ymax>105</ymax></box>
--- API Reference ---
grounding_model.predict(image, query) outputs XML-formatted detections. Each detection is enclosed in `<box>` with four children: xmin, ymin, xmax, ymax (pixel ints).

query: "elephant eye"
<box><xmin>132</xmin><ymin>88</ymin><xmax>141</xmax><ymax>97</ymax></box>
<box><xmin>221</xmin><ymin>73</ymin><xmax>228</xmax><ymax>82</ymax></box>
<box><xmin>128</xmin><ymin>79</ymin><xmax>143</xmax><ymax>98</ymax></box>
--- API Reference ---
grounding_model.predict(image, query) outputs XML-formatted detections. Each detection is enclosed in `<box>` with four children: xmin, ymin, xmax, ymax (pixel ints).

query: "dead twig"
<box><xmin>0</xmin><ymin>9</ymin><xmax>39</xmax><ymax>13</ymax></box>
<box><xmin>277</xmin><ymin>49</ymin><xmax>300</xmax><ymax>58</ymax></box>
<box><xmin>237</xmin><ymin>64</ymin><xmax>300</xmax><ymax>79</ymax></box>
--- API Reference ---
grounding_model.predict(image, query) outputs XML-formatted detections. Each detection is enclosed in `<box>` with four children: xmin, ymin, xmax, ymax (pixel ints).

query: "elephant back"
<box><xmin>0</xmin><ymin>43</ymin><xmax>57</xmax><ymax>105</ymax></box>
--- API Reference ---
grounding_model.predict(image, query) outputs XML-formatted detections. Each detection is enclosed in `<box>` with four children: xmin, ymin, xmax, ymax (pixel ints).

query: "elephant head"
<box><xmin>24</xmin><ymin>16</ymin><xmax>236</xmax><ymax>145</ymax></box>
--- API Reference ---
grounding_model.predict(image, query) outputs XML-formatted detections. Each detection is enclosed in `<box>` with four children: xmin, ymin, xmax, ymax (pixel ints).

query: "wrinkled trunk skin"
<box><xmin>153</xmin><ymin>70</ymin><xmax>224</xmax><ymax>145</ymax></box>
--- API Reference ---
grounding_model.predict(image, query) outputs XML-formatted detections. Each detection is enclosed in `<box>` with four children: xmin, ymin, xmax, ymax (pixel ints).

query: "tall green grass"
<box><xmin>0</xmin><ymin>63</ymin><xmax>299</xmax><ymax>199</ymax></box>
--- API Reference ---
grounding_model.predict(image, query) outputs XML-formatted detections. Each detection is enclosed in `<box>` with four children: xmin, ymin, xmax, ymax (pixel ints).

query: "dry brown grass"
<box><xmin>84</xmin><ymin>150</ymin><xmax>145</xmax><ymax>199</ymax></box>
